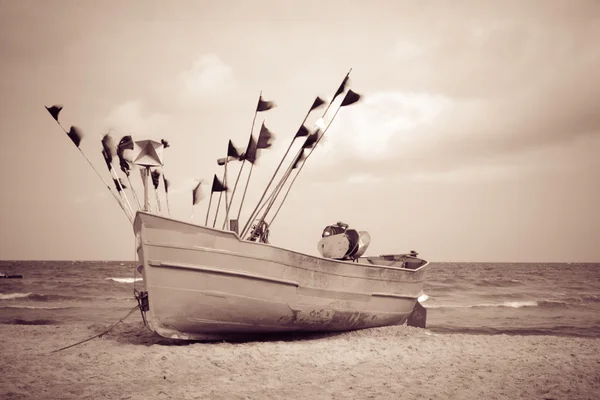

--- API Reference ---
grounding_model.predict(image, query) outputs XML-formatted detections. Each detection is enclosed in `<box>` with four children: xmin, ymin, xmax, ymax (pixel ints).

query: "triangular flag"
<box><xmin>192</xmin><ymin>180</ymin><xmax>204</xmax><ymax>205</ymax></box>
<box><xmin>257</xmin><ymin>122</ymin><xmax>274</xmax><ymax>149</ymax></box>
<box><xmin>113</xmin><ymin>178</ymin><xmax>127</xmax><ymax>192</ymax></box>
<box><xmin>302</xmin><ymin>129</ymin><xmax>322</xmax><ymax>149</ymax></box>
<box><xmin>294</xmin><ymin>124</ymin><xmax>309</xmax><ymax>139</ymax></box>
<box><xmin>163</xmin><ymin>174</ymin><xmax>169</xmax><ymax>193</ymax></box>
<box><xmin>101</xmin><ymin>134</ymin><xmax>115</xmax><ymax>165</ymax></box>
<box><xmin>256</xmin><ymin>95</ymin><xmax>276</xmax><ymax>112</ymax></box>
<box><xmin>292</xmin><ymin>149</ymin><xmax>307</xmax><ymax>169</ymax></box>
<box><xmin>45</xmin><ymin>105</ymin><xmax>63</xmax><ymax>122</ymax></box>
<box><xmin>211</xmin><ymin>174</ymin><xmax>228</xmax><ymax>193</ymax></box>
<box><xmin>227</xmin><ymin>140</ymin><xmax>241</xmax><ymax>159</ymax></box>
<box><xmin>242</xmin><ymin>135</ymin><xmax>258</xmax><ymax>164</ymax></box>
<box><xmin>101</xmin><ymin>149</ymin><xmax>113</xmax><ymax>171</ymax></box>
<box><xmin>117</xmin><ymin>135</ymin><xmax>134</xmax><ymax>176</ymax></box>
<box><xmin>333</xmin><ymin>76</ymin><xmax>349</xmax><ymax>102</ymax></box>
<box><xmin>340</xmin><ymin>89</ymin><xmax>362</xmax><ymax>107</ymax></box>
<box><xmin>310</xmin><ymin>96</ymin><xmax>326</xmax><ymax>111</ymax></box>
<box><xmin>66</xmin><ymin>126</ymin><xmax>83</xmax><ymax>147</ymax></box>
<box><xmin>151</xmin><ymin>170</ymin><xmax>161</xmax><ymax>189</ymax></box>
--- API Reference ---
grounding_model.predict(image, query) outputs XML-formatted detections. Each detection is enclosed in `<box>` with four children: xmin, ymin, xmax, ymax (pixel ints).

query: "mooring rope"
<box><xmin>50</xmin><ymin>305</ymin><xmax>140</xmax><ymax>353</ymax></box>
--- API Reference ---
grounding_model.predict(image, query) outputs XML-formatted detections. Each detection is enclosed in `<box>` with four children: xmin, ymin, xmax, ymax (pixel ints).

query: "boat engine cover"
<box><xmin>317</xmin><ymin>228</ymin><xmax>371</xmax><ymax>260</ymax></box>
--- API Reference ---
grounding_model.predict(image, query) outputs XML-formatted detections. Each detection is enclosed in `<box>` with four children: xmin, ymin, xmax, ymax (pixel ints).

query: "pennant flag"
<box><xmin>161</xmin><ymin>139</ymin><xmax>170</xmax><ymax>149</ymax></box>
<box><xmin>192</xmin><ymin>180</ymin><xmax>204</xmax><ymax>205</ymax></box>
<box><xmin>113</xmin><ymin>178</ymin><xmax>127</xmax><ymax>192</ymax></box>
<box><xmin>256</xmin><ymin>95</ymin><xmax>276</xmax><ymax>112</ymax></box>
<box><xmin>117</xmin><ymin>135</ymin><xmax>134</xmax><ymax>176</ymax></box>
<box><xmin>66</xmin><ymin>126</ymin><xmax>83</xmax><ymax>148</ymax></box>
<box><xmin>333</xmin><ymin>76</ymin><xmax>349</xmax><ymax>102</ymax></box>
<box><xmin>257</xmin><ymin>122</ymin><xmax>274</xmax><ymax>149</ymax></box>
<box><xmin>292</xmin><ymin>149</ymin><xmax>307</xmax><ymax>169</ymax></box>
<box><xmin>310</xmin><ymin>96</ymin><xmax>326</xmax><ymax>111</ymax></box>
<box><xmin>294</xmin><ymin>124</ymin><xmax>309</xmax><ymax>139</ymax></box>
<box><xmin>340</xmin><ymin>89</ymin><xmax>362</xmax><ymax>107</ymax></box>
<box><xmin>151</xmin><ymin>169</ymin><xmax>161</xmax><ymax>189</ymax></box>
<box><xmin>101</xmin><ymin>134</ymin><xmax>116</xmax><ymax>163</ymax></box>
<box><xmin>211</xmin><ymin>174</ymin><xmax>228</xmax><ymax>193</ymax></box>
<box><xmin>302</xmin><ymin>129</ymin><xmax>322</xmax><ymax>149</ymax></box>
<box><xmin>101</xmin><ymin>149</ymin><xmax>113</xmax><ymax>171</ymax></box>
<box><xmin>227</xmin><ymin>140</ymin><xmax>241</xmax><ymax>160</ymax></box>
<box><xmin>242</xmin><ymin>135</ymin><xmax>258</xmax><ymax>164</ymax></box>
<box><xmin>45</xmin><ymin>105</ymin><xmax>63</xmax><ymax>122</ymax></box>
<box><xmin>162</xmin><ymin>175</ymin><xmax>169</xmax><ymax>193</ymax></box>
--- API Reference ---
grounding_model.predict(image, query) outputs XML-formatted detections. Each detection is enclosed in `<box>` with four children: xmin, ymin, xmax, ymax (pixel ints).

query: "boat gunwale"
<box><xmin>135</xmin><ymin>211</ymin><xmax>430</xmax><ymax>274</ymax></box>
<box><xmin>147</xmin><ymin>260</ymin><xmax>425</xmax><ymax>300</ymax></box>
<box><xmin>145</xmin><ymin>242</ymin><xmax>428</xmax><ymax>283</ymax></box>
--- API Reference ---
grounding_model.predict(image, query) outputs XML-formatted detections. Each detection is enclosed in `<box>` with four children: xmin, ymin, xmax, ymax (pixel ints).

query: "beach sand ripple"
<box><xmin>1</xmin><ymin>322</ymin><xmax>599</xmax><ymax>400</ymax></box>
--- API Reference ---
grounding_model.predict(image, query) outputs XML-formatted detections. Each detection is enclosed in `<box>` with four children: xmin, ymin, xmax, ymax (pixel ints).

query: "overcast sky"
<box><xmin>1</xmin><ymin>0</ymin><xmax>599</xmax><ymax>262</ymax></box>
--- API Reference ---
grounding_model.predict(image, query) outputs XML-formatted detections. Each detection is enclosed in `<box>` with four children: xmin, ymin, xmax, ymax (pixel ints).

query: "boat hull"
<box><xmin>134</xmin><ymin>212</ymin><xmax>429</xmax><ymax>340</ymax></box>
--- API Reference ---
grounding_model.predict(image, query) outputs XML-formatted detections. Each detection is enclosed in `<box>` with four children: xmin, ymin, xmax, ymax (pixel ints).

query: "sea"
<box><xmin>0</xmin><ymin>261</ymin><xmax>599</xmax><ymax>338</ymax></box>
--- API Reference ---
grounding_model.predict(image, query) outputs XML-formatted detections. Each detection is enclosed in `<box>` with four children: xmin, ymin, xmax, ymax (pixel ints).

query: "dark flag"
<box><xmin>101</xmin><ymin>150</ymin><xmax>113</xmax><ymax>171</ymax></box>
<box><xmin>227</xmin><ymin>139</ymin><xmax>241</xmax><ymax>160</ymax></box>
<box><xmin>256</xmin><ymin>95</ymin><xmax>276</xmax><ymax>112</ymax></box>
<box><xmin>117</xmin><ymin>135</ymin><xmax>133</xmax><ymax>176</ymax></box>
<box><xmin>113</xmin><ymin>178</ymin><xmax>127</xmax><ymax>192</ymax></box>
<box><xmin>257</xmin><ymin>122</ymin><xmax>274</xmax><ymax>149</ymax></box>
<box><xmin>310</xmin><ymin>96</ymin><xmax>326</xmax><ymax>111</ymax></box>
<box><xmin>211</xmin><ymin>174</ymin><xmax>228</xmax><ymax>193</ymax></box>
<box><xmin>340</xmin><ymin>89</ymin><xmax>362</xmax><ymax>107</ymax></box>
<box><xmin>302</xmin><ymin>129</ymin><xmax>322</xmax><ymax>149</ymax></box>
<box><xmin>45</xmin><ymin>105</ymin><xmax>63</xmax><ymax>122</ymax></box>
<box><xmin>161</xmin><ymin>139</ymin><xmax>170</xmax><ymax>149</ymax></box>
<box><xmin>292</xmin><ymin>149</ymin><xmax>307</xmax><ymax>169</ymax></box>
<box><xmin>242</xmin><ymin>135</ymin><xmax>258</xmax><ymax>164</ymax></box>
<box><xmin>192</xmin><ymin>180</ymin><xmax>204</xmax><ymax>205</ymax></box>
<box><xmin>101</xmin><ymin>134</ymin><xmax>115</xmax><ymax>164</ymax></box>
<box><xmin>151</xmin><ymin>170</ymin><xmax>161</xmax><ymax>189</ymax></box>
<box><xmin>66</xmin><ymin>126</ymin><xmax>83</xmax><ymax>147</ymax></box>
<box><xmin>163</xmin><ymin>175</ymin><xmax>170</xmax><ymax>193</ymax></box>
<box><xmin>294</xmin><ymin>124</ymin><xmax>309</xmax><ymax>139</ymax></box>
<box><xmin>333</xmin><ymin>76</ymin><xmax>349</xmax><ymax>102</ymax></box>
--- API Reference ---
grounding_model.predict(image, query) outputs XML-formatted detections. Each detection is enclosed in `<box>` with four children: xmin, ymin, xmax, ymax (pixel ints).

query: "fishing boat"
<box><xmin>46</xmin><ymin>70</ymin><xmax>430</xmax><ymax>341</ymax></box>
<box><xmin>134</xmin><ymin>213</ymin><xmax>428</xmax><ymax>340</ymax></box>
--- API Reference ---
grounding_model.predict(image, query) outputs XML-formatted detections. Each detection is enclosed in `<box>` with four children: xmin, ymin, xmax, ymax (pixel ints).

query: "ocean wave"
<box><xmin>427</xmin><ymin>325</ymin><xmax>600</xmax><ymax>338</ymax></box>
<box><xmin>478</xmin><ymin>279</ymin><xmax>524</xmax><ymax>288</ymax></box>
<box><xmin>0</xmin><ymin>305</ymin><xmax>75</xmax><ymax>310</ymax></box>
<box><xmin>2</xmin><ymin>319</ymin><xmax>59</xmax><ymax>326</ymax></box>
<box><xmin>105</xmin><ymin>277</ymin><xmax>143</xmax><ymax>283</ymax></box>
<box><xmin>0</xmin><ymin>292</ymin><xmax>134</xmax><ymax>302</ymax></box>
<box><xmin>0</xmin><ymin>292</ymin><xmax>33</xmax><ymax>300</ymax></box>
<box><xmin>424</xmin><ymin>300</ymin><xmax>569</xmax><ymax>309</ymax></box>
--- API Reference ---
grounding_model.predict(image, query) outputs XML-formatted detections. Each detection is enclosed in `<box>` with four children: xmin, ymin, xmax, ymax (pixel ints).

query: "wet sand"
<box><xmin>1</xmin><ymin>322</ymin><xmax>598</xmax><ymax>400</ymax></box>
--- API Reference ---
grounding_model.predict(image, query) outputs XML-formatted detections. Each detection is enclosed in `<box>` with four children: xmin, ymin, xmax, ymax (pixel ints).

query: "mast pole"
<box><xmin>245</xmin><ymin>70</ymin><xmax>352</xmax><ymax>237</ymax></box>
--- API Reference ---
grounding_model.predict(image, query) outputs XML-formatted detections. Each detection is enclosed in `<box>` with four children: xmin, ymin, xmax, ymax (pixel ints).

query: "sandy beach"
<box><xmin>1</xmin><ymin>322</ymin><xmax>598</xmax><ymax>400</ymax></box>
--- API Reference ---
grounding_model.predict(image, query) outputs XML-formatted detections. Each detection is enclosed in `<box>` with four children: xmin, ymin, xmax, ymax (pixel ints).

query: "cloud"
<box><xmin>170</xmin><ymin>176</ymin><xmax>207</xmax><ymax>196</ymax></box>
<box><xmin>177</xmin><ymin>54</ymin><xmax>234</xmax><ymax>102</ymax></box>
<box><xmin>301</xmin><ymin>12</ymin><xmax>600</xmax><ymax>185</ymax></box>
<box><xmin>308</xmin><ymin>91</ymin><xmax>451</xmax><ymax>167</ymax></box>
<box><xmin>104</xmin><ymin>101</ymin><xmax>171</xmax><ymax>141</ymax></box>
<box><xmin>408</xmin><ymin>164</ymin><xmax>521</xmax><ymax>184</ymax></box>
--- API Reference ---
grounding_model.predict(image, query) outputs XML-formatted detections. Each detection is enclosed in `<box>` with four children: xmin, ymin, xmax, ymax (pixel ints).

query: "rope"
<box><xmin>50</xmin><ymin>305</ymin><xmax>140</xmax><ymax>353</ymax></box>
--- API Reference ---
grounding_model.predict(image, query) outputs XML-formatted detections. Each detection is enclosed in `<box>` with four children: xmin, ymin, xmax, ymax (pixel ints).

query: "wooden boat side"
<box><xmin>134</xmin><ymin>211</ymin><xmax>429</xmax><ymax>340</ymax></box>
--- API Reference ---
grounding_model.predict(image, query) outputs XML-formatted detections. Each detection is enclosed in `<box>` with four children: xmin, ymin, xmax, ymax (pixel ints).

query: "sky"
<box><xmin>0</xmin><ymin>0</ymin><xmax>599</xmax><ymax>262</ymax></box>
